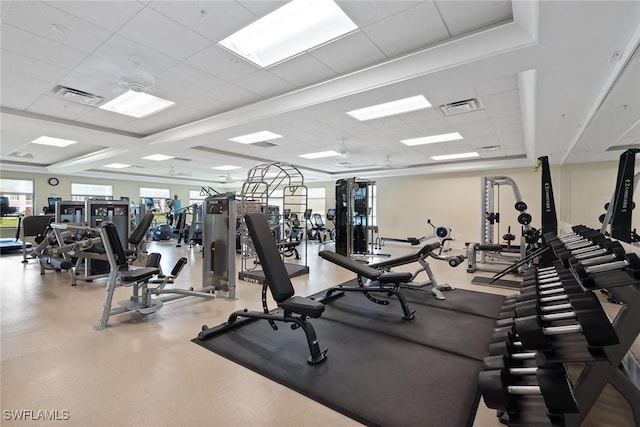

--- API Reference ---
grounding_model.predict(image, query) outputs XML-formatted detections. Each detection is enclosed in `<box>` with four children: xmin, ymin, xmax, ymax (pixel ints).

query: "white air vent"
<box><xmin>436</xmin><ymin>98</ymin><xmax>482</xmax><ymax>116</ymax></box>
<box><xmin>336</xmin><ymin>162</ymin><xmax>378</xmax><ymax>169</ymax></box>
<box><xmin>476</xmin><ymin>145</ymin><xmax>501</xmax><ymax>152</ymax></box>
<box><xmin>606</xmin><ymin>144</ymin><xmax>640</xmax><ymax>152</ymax></box>
<box><xmin>53</xmin><ymin>85</ymin><xmax>103</xmax><ymax>106</ymax></box>
<box><xmin>253</xmin><ymin>141</ymin><xmax>280</xmax><ymax>148</ymax></box>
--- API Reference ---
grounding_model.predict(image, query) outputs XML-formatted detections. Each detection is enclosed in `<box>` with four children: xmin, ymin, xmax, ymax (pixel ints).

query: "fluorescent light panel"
<box><xmin>99</xmin><ymin>90</ymin><xmax>175</xmax><ymax>118</ymax></box>
<box><xmin>401</xmin><ymin>132</ymin><xmax>463</xmax><ymax>146</ymax></box>
<box><xmin>229</xmin><ymin>131</ymin><xmax>283</xmax><ymax>144</ymax></box>
<box><xmin>347</xmin><ymin>95</ymin><xmax>432</xmax><ymax>121</ymax></box>
<box><xmin>431</xmin><ymin>152</ymin><xmax>479</xmax><ymax>161</ymax></box>
<box><xmin>104</xmin><ymin>163</ymin><xmax>131</xmax><ymax>169</ymax></box>
<box><xmin>212</xmin><ymin>165</ymin><xmax>241</xmax><ymax>170</ymax></box>
<box><xmin>299</xmin><ymin>150</ymin><xmax>341</xmax><ymax>159</ymax></box>
<box><xmin>31</xmin><ymin>136</ymin><xmax>77</xmax><ymax>147</ymax></box>
<box><xmin>142</xmin><ymin>154</ymin><xmax>175</xmax><ymax>161</ymax></box>
<box><xmin>219</xmin><ymin>0</ymin><xmax>357</xmax><ymax>67</ymax></box>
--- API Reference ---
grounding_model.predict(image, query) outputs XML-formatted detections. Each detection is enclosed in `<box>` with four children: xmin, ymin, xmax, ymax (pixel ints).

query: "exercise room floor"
<box><xmin>0</xmin><ymin>239</ymin><xmax>637</xmax><ymax>427</ymax></box>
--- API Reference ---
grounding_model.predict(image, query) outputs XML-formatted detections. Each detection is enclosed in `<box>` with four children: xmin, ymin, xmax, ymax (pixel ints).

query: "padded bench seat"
<box><xmin>117</xmin><ymin>267</ymin><xmax>159</xmax><ymax>283</ymax></box>
<box><xmin>281</xmin><ymin>295</ymin><xmax>325</xmax><ymax>318</ymax></box>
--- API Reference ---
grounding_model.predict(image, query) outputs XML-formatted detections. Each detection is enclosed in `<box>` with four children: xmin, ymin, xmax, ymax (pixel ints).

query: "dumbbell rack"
<box><xmin>479</xmin><ymin>225</ymin><xmax>640</xmax><ymax>426</ymax></box>
<box><xmin>548</xmin><ymin>227</ymin><xmax>640</xmax><ymax>427</ymax></box>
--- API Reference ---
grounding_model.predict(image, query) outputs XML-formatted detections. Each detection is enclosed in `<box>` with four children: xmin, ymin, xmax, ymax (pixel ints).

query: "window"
<box><xmin>307</xmin><ymin>188</ymin><xmax>326</xmax><ymax>220</ymax></box>
<box><xmin>0</xmin><ymin>179</ymin><xmax>33</xmax><ymax>227</ymax></box>
<box><xmin>139</xmin><ymin>187</ymin><xmax>171</xmax><ymax>222</ymax></box>
<box><xmin>71</xmin><ymin>183</ymin><xmax>113</xmax><ymax>201</ymax></box>
<box><xmin>189</xmin><ymin>190</ymin><xmax>207</xmax><ymax>206</ymax></box>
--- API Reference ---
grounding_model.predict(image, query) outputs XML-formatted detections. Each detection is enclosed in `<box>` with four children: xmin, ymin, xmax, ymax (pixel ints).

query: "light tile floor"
<box><xmin>0</xmin><ymin>239</ymin><xmax>636</xmax><ymax>426</ymax></box>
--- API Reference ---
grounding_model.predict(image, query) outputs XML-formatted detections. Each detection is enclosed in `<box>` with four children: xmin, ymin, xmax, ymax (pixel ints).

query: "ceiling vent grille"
<box><xmin>174</xmin><ymin>157</ymin><xmax>192</xmax><ymax>162</ymax></box>
<box><xmin>436</xmin><ymin>98</ymin><xmax>482</xmax><ymax>116</ymax></box>
<box><xmin>253</xmin><ymin>141</ymin><xmax>280</xmax><ymax>148</ymax></box>
<box><xmin>52</xmin><ymin>85</ymin><xmax>103</xmax><ymax>106</ymax></box>
<box><xmin>606</xmin><ymin>144</ymin><xmax>640</xmax><ymax>152</ymax></box>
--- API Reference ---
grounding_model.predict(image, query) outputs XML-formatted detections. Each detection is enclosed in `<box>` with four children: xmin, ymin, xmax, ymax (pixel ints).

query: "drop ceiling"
<box><xmin>1</xmin><ymin>0</ymin><xmax>639</xmax><ymax>187</ymax></box>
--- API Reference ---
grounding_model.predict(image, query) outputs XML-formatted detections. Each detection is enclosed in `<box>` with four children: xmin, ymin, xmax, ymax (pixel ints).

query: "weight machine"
<box><xmin>335</xmin><ymin>178</ymin><xmax>380</xmax><ymax>257</ymax></box>
<box><xmin>467</xmin><ymin>176</ymin><xmax>534</xmax><ymax>274</ymax></box>
<box><xmin>202</xmin><ymin>193</ymin><xmax>237</xmax><ymax>299</ymax></box>
<box><xmin>239</xmin><ymin>162</ymin><xmax>309</xmax><ymax>284</ymax></box>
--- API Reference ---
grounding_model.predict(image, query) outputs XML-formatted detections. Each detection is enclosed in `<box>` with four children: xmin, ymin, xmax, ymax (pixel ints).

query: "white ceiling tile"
<box><xmin>26</xmin><ymin>95</ymin><xmax>94</xmax><ymax>121</ymax></box>
<box><xmin>153</xmin><ymin>82</ymin><xmax>231</xmax><ymax>115</ymax></box>
<box><xmin>1</xmin><ymin>70</ymin><xmax>56</xmax><ymax>104</ymax></box>
<box><xmin>118</xmin><ymin>7</ymin><xmax>213</xmax><ymax>61</ymax></box>
<box><xmin>269</xmin><ymin>54</ymin><xmax>337</xmax><ymax>88</ymax></box>
<box><xmin>3</xmin><ymin>1</ymin><xmax>112</xmax><ymax>53</ymax></box>
<box><xmin>149</xmin><ymin>0</ymin><xmax>257</xmax><ymax>42</ymax></box>
<box><xmin>91</xmin><ymin>35</ymin><xmax>179</xmax><ymax>80</ymax></box>
<box><xmin>58</xmin><ymin>71</ymin><xmax>124</xmax><ymax>100</ymax></box>
<box><xmin>473</xmin><ymin>73</ymin><xmax>519</xmax><ymax>96</ymax></box>
<box><xmin>186</xmin><ymin>44</ymin><xmax>258</xmax><ymax>81</ymax></box>
<box><xmin>337</xmin><ymin>1</ymin><xmax>423</xmax><ymax>27</ymax></box>
<box><xmin>44</xmin><ymin>1</ymin><xmax>145</xmax><ymax>32</ymax></box>
<box><xmin>233</xmin><ymin>71</ymin><xmax>296</xmax><ymax>98</ymax></box>
<box><xmin>1</xmin><ymin>49</ymin><xmax>68</xmax><ymax>83</ymax></box>
<box><xmin>1</xmin><ymin>25</ymin><xmax>87</xmax><ymax>70</ymax></box>
<box><xmin>361</xmin><ymin>2</ymin><xmax>449</xmax><ymax>58</ymax></box>
<box><xmin>443</xmin><ymin>110</ymin><xmax>490</xmax><ymax>126</ymax></box>
<box><xmin>157</xmin><ymin>63</ymin><xmax>226</xmax><ymax>93</ymax></box>
<box><xmin>74</xmin><ymin>109</ymin><xmax>138</xmax><ymax>131</ymax></box>
<box><xmin>485</xmin><ymin>104</ymin><xmax>521</xmax><ymax>120</ymax></box>
<box><xmin>205</xmin><ymin>83</ymin><xmax>262</xmax><ymax>107</ymax></box>
<box><xmin>310</xmin><ymin>30</ymin><xmax>387</xmax><ymax>74</ymax></box>
<box><xmin>236</xmin><ymin>1</ymin><xmax>286</xmax><ymax>16</ymax></box>
<box><xmin>480</xmin><ymin>89</ymin><xmax>520</xmax><ymax>109</ymax></box>
<box><xmin>435</xmin><ymin>0</ymin><xmax>512</xmax><ymax>37</ymax></box>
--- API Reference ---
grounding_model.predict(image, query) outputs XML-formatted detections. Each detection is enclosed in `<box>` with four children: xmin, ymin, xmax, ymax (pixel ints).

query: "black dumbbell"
<box><xmin>514</xmin><ymin>308</ymin><xmax>619</xmax><ymax>349</ymax></box>
<box><xmin>503</xmin><ymin>281</ymin><xmax>585</xmax><ymax>307</ymax></box>
<box><xmin>479</xmin><ymin>368</ymin><xmax>578</xmax><ymax>414</ymax></box>
<box><xmin>556</xmin><ymin>241</ymin><xmax>625</xmax><ymax>267</ymax></box>
<box><xmin>497</xmin><ymin>303</ymin><xmax>598</xmax><ymax>329</ymax></box>
<box><xmin>483</xmin><ymin>354</ymin><xmax>537</xmax><ymax>371</ymax></box>
<box><xmin>570</xmin><ymin>253</ymin><xmax>640</xmax><ymax>287</ymax></box>
<box><xmin>500</xmin><ymin>292</ymin><xmax>601</xmax><ymax>319</ymax></box>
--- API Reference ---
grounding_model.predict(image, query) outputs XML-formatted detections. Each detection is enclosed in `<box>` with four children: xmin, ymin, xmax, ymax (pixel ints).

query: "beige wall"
<box><xmin>1</xmin><ymin>161</ymin><xmax>630</xmax><ymax>245</ymax></box>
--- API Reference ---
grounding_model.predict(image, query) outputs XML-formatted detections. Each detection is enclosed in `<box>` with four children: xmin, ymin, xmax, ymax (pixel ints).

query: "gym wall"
<box><xmin>1</xmin><ymin>160</ymin><xmax>633</xmax><ymax>244</ymax></box>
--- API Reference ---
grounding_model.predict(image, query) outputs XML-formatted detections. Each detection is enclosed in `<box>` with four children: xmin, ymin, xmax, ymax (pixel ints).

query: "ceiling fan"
<box><xmin>167</xmin><ymin>166</ymin><xmax>192</xmax><ymax>177</ymax></box>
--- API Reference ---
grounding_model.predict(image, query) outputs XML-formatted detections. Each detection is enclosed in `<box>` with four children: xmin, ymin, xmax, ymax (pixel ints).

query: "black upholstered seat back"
<box><xmin>129</xmin><ymin>213</ymin><xmax>153</xmax><ymax>244</ymax></box>
<box><xmin>103</xmin><ymin>223</ymin><xmax>129</xmax><ymax>270</ymax></box>
<box><xmin>244</xmin><ymin>213</ymin><xmax>295</xmax><ymax>303</ymax></box>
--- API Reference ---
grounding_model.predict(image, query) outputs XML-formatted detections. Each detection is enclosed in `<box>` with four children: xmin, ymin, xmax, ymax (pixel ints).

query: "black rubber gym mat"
<box><xmin>193</xmin><ymin>288</ymin><xmax>504</xmax><ymax>427</ymax></box>
<box><xmin>472</xmin><ymin>275</ymin><xmax>522</xmax><ymax>289</ymax></box>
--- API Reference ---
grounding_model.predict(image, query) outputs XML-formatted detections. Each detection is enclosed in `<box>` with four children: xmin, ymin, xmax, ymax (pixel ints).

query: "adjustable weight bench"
<box><xmin>198</xmin><ymin>213</ymin><xmax>327</xmax><ymax>365</ymax></box>
<box><xmin>369</xmin><ymin>240</ymin><xmax>460</xmax><ymax>300</ymax></box>
<box><xmin>318</xmin><ymin>250</ymin><xmax>415</xmax><ymax>320</ymax></box>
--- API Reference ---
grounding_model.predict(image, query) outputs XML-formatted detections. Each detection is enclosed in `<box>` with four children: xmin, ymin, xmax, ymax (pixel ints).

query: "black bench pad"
<box><xmin>119</xmin><ymin>267</ymin><xmax>159</xmax><ymax>283</ymax></box>
<box><xmin>281</xmin><ymin>296</ymin><xmax>325</xmax><ymax>318</ymax></box>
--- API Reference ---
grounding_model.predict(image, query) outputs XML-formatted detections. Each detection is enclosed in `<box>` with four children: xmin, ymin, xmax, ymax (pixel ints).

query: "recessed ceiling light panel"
<box><xmin>219</xmin><ymin>0</ymin><xmax>358</xmax><ymax>67</ymax></box>
<box><xmin>104</xmin><ymin>163</ymin><xmax>131</xmax><ymax>169</ymax></box>
<box><xmin>142</xmin><ymin>154</ymin><xmax>175</xmax><ymax>161</ymax></box>
<box><xmin>347</xmin><ymin>95</ymin><xmax>432</xmax><ymax>121</ymax></box>
<box><xmin>431</xmin><ymin>152</ymin><xmax>479</xmax><ymax>161</ymax></box>
<box><xmin>401</xmin><ymin>132</ymin><xmax>463</xmax><ymax>146</ymax></box>
<box><xmin>299</xmin><ymin>150</ymin><xmax>341</xmax><ymax>159</ymax></box>
<box><xmin>99</xmin><ymin>90</ymin><xmax>175</xmax><ymax>118</ymax></box>
<box><xmin>229</xmin><ymin>131</ymin><xmax>283</xmax><ymax>144</ymax></box>
<box><xmin>31</xmin><ymin>136</ymin><xmax>78</xmax><ymax>147</ymax></box>
<box><xmin>212</xmin><ymin>165</ymin><xmax>242</xmax><ymax>170</ymax></box>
